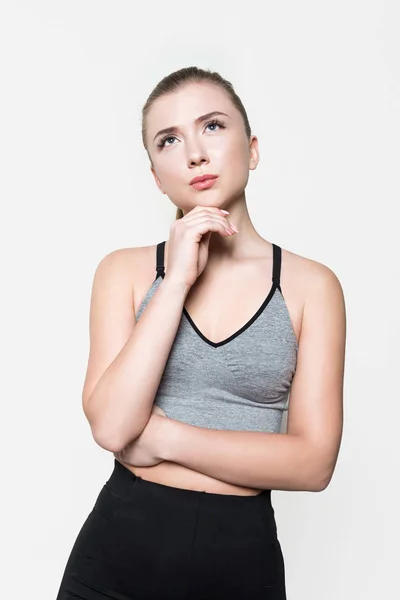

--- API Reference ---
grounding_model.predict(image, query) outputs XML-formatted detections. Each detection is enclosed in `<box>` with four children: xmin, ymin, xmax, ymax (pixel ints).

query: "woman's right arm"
<box><xmin>82</xmin><ymin>248</ymin><xmax>190</xmax><ymax>453</ymax></box>
<box><xmin>82</xmin><ymin>207</ymin><xmax>237</xmax><ymax>453</ymax></box>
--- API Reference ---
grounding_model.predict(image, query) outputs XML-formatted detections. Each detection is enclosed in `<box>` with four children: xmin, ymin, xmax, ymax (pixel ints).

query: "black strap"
<box><xmin>272</xmin><ymin>243</ymin><xmax>282</xmax><ymax>290</ymax></box>
<box><xmin>155</xmin><ymin>241</ymin><xmax>166</xmax><ymax>280</ymax></box>
<box><xmin>156</xmin><ymin>240</ymin><xmax>281</xmax><ymax>287</ymax></box>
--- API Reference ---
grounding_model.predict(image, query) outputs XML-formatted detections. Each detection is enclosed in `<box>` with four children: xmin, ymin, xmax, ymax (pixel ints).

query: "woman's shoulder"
<box><xmin>94</xmin><ymin>243</ymin><xmax>158</xmax><ymax>276</ymax></box>
<box><xmin>92</xmin><ymin>244</ymin><xmax>160</xmax><ymax>312</ymax></box>
<box><xmin>280</xmin><ymin>243</ymin><xmax>343</xmax><ymax>288</ymax></box>
<box><xmin>88</xmin><ymin>244</ymin><xmax>160</xmax><ymax>318</ymax></box>
<box><xmin>278</xmin><ymin>244</ymin><xmax>345</xmax><ymax>363</ymax></box>
<box><xmin>279</xmin><ymin>243</ymin><xmax>345</xmax><ymax>327</ymax></box>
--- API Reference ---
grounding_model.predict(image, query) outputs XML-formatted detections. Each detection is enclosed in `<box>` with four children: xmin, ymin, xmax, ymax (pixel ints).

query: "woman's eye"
<box><xmin>204</xmin><ymin>120</ymin><xmax>225</xmax><ymax>134</ymax></box>
<box><xmin>206</xmin><ymin>121</ymin><xmax>220</xmax><ymax>132</ymax></box>
<box><xmin>162</xmin><ymin>136</ymin><xmax>176</xmax><ymax>147</ymax></box>
<box><xmin>158</xmin><ymin>120</ymin><xmax>225</xmax><ymax>149</ymax></box>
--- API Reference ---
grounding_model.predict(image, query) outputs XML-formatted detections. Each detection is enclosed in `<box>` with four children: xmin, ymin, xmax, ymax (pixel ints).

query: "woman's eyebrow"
<box><xmin>153</xmin><ymin>111</ymin><xmax>229</xmax><ymax>142</ymax></box>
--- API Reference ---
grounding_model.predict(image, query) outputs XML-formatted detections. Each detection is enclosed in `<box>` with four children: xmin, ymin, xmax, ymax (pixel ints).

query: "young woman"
<box><xmin>56</xmin><ymin>66</ymin><xmax>346</xmax><ymax>599</ymax></box>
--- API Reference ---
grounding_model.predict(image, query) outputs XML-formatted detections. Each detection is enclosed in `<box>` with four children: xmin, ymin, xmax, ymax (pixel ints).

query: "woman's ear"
<box><xmin>248</xmin><ymin>135</ymin><xmax>260</xmax><ymax>171</ymax></box>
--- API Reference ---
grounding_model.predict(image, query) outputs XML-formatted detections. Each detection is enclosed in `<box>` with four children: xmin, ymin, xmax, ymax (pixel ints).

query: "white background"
<box><xmin>1</xmin><ymin>1</ymin><xmax>399</xmax><ymax>598</ymax></box>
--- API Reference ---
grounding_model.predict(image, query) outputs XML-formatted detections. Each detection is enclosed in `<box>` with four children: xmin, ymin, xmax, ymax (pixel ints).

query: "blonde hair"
<box><xmin>141</xmin><ymin>66</ymin><xmax>252</xmax><ymax>220</ymax></box>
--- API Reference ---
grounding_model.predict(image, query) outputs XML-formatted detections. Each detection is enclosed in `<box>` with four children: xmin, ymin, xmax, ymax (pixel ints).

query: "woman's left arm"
<box><xmin>157</xmin><ymin>263</ymin><xmax>346</xmax><ymax>492</ymax></box>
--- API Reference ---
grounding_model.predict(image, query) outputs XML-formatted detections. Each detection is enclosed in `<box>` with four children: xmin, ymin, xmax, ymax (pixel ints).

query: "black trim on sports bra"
<box><xmin>155</xmin><ymin>240</ymin><xmax>281</xmax><ymax>287</ymax></box>
<box><xmin>155</xmin><ymin>240</ymin><xmax>166</xmax><ymax>280</ymax></box>
<box><xmin>153</xmin><ymin>240</ymin><xmax>283</xmax><ymax>348</ymax></box>
<box><xmin>272</xmin><ymin>242</ymin><xmax>282</xmax><ymax>292</ymax></box>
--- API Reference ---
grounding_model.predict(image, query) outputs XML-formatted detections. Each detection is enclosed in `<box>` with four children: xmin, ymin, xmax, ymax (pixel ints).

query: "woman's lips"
<box><xmin>190</xmin><ymin>177</ymin><xmax>218</xmax><ymax>190</ymax></box>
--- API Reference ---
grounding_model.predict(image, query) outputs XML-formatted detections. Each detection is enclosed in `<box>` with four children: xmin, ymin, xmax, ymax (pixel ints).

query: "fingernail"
<box><xmin>220</xmin><ymin>209</ymin><xmax>230</xmax><ymax>214</ymax></box>
<box><xmin>230</xmin><ymin>224</ymin><xmax>239</xmax><ymax>233</ymax></box>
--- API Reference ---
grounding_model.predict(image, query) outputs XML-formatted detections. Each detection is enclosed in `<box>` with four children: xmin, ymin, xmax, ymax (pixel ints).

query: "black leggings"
<box><xmin>56</xmin><ymin>459</ymin><xmax>287</xmax><ymax>599</ymax></box>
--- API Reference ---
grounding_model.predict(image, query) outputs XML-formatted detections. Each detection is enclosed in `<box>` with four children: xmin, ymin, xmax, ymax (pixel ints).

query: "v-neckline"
<box><xmin>181</xmin><ymin>282</ymin><xmax>278</xmax><ymax>348</ymax></box>
<box><xmin>156</xmin><ymin>240</ymin><xmax>281</xmax><ymax>349</ymax></box>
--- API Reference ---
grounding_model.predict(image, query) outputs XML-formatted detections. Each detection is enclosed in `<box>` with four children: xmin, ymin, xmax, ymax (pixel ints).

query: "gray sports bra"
<box><xmin>136</xmin><ymin>241</ymin><xmax>298</xmax><ymax>433</ymax></box>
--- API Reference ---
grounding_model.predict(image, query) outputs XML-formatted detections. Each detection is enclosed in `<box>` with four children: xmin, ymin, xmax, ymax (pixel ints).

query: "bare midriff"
<box><xmin>118</xmin><ymin>459</ymin><xmax>263</xmax><ymax>496</ymax></box>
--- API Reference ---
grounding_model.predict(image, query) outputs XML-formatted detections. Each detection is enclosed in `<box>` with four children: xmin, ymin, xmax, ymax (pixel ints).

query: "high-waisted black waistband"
<box><xmin>108</xmin><ymin>458</ymin><xmax>272</xmax><ymax>510</ymax></box>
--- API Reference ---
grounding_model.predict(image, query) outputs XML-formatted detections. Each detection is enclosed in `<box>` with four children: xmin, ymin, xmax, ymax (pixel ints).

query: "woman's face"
<box><xmin>146</xmin><ymin>82</ymin><xmax>259</xmax><ymax>213</ymax></box>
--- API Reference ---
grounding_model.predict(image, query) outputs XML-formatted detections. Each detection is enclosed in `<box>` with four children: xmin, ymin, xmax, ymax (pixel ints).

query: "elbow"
<box><xmin>308</xmin><ymin>468</ymin><xmax>334</xmax><ymax>492</ymax></box>
<box><xmin>309</xmin><ymin>478</ymin><xmax>330</xmax><ymax>493</ymax></box>
<box><xmin>91</xmin><ymin>427</ymin><xmax>127</xmax><ymax>454</ymax></box>
<box><xmin>91</xmin><ymin>422</ymin><xmax>144</xmax><ymax>453</ymax></box>
<box><xmin>301</xmin><ymin>440</ymin><xmax>337</xmax><ymax>492</ymax></box>
<box><xmin>83</xmin><ymin>395</ymin><xmax>146</xmax><ymax>453</ymax></box>
<box><xmin>84</xmin><ymin>408</ymin><xmax>122</xmax><ymax>452</ymax></box>
<box><xmin>84</xmin><ymin>399</ymin><xmax>137</xmax><ymax>453</ymax></box>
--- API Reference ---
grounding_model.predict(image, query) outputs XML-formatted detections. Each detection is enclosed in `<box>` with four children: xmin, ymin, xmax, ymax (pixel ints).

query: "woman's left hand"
<box><xmin>114</xmin><ymin>405</ymin><xmax>168</xmax><ymax>467</ymax></box>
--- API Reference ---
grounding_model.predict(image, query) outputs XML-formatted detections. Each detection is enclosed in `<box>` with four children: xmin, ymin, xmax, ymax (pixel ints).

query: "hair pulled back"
<box><xmin>141</xmin><ymin>66</ymin><xmax>252</xmax><ymax>220</ymax></box>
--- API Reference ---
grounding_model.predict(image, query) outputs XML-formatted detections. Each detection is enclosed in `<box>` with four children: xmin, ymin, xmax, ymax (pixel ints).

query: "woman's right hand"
<box><xmin>164</xmin><ymin>206</ymin><xmax>238</xmax><ymax>289</ymax></box>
